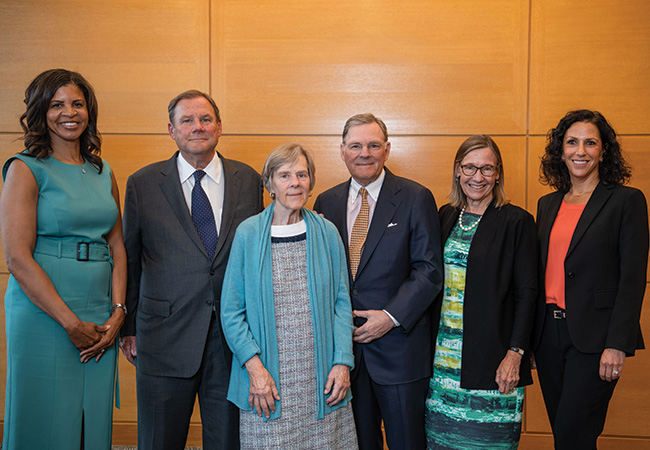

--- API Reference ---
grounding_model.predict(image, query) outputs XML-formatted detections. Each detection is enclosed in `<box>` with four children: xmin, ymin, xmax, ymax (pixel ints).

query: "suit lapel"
<box><xmin>158</xmin><ymin>152</ymin><xmax>210</xmax><ymax>259</ymax></box>
<box><xmin>566</xmin><ymin>182</ymin><xmax>612</xmax><ymax>258</ymax></box>
<box><xmin>355</xmin><ymin>170</ymin><xmax>401</xmax><ymax>278</ymax></box>
<box><xmin>327</xmin><ymin>181</ymin><xmax>351</xmax><ymax>248</ymax></box>
<box><xmin>539</xmin><ymin>192</ymin><xmax>563</xmax><ymax>271</ymax></box>
<box><xmin>218</xmin><ymin>154</ymin><xmax>241</xmax><ymax>258</ymax></box>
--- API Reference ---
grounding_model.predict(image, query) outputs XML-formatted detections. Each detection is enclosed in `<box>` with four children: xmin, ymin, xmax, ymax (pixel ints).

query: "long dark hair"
<box><xmin>540</xmin><ymin>109</ymin><xmax>630</xmax><ymax>192</ymax></box>
<box><xmin>20</xmin><ymin>69</ymin><xmax>103</xmax><ymax>172</ymax></box>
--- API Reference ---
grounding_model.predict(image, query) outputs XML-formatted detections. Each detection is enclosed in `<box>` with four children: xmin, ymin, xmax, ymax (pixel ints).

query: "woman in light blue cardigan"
<box><xmin>221</xmin><ymin>143</ymin><xmax>357</xmax><ymax>449</ymax></box>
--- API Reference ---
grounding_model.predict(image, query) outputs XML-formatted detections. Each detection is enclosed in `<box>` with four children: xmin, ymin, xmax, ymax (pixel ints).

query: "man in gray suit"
<box><xmin>119</xmin><ymin>90</ymin><xmax>263</xmax><ymax>450</ymax></box>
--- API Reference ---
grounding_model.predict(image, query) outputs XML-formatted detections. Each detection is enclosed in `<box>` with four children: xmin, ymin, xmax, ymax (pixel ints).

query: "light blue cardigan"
<box><xmin>220</xmin><ymin>204</ymin><xmax>354</xmax><ymax>420</ymax></box>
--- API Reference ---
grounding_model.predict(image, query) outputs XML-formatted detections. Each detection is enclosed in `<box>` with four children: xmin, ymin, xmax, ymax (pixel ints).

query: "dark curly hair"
<box><xmin>539</xmin><ymin>109</ymin><xmax>630</xmax><ymax>192</ymax></box>
<box><xmin>20</xmin><ymin>69</ymin><xmax>103</xmax><ymax>172</ymax></box>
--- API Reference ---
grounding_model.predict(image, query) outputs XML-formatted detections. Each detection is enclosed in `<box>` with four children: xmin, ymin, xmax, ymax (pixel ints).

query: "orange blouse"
<box><xmin>545</xmin><ymin>201</ymin><xmax>586</xmax><ymax>309</ymax></box>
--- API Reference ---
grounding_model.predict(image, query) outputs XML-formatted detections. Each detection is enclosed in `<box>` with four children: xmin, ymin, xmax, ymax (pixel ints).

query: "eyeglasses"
<box><xmin>459</xmin><ymin>164</ymin><xmax>499</xmax><ymax>177</ymax></box>
<box><xmin>345</xmin><ymin>142</ymin><xmax>385</xmax><ymax>152</ymax></box>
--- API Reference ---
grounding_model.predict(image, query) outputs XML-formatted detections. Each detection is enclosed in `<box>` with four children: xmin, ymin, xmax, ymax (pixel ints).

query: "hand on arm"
<box><xmin>352</xmin><ymin>310</ymin><xmax>395</xmax><ymax>344</ymax></box>
<box><xmin>324</xmin><ymin>364</ymin><xmax>351</xmax><ymax>406</ymax></box>
<box><xmin>245</xmin><ymin>355</ymin><xmax>280</xmax><ymax>418</ymax></box>
<box><xmin>495</xmin><ymin>350</ymin><xmax>522</xmax><ymax>394</ymax></box>
<box><xmin>599</xmin><ymin>348</ymin><xmax>626</xmax><ymax>382</ymax></box>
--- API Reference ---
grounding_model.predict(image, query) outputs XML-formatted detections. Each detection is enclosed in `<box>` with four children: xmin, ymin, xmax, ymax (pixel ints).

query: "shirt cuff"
<box><xmin>383</xmin><ymin>309</ymin><xmax>400</xmax><ymax>327</ymax></box>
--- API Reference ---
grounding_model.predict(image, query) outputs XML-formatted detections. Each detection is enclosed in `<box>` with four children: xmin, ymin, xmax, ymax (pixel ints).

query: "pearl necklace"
<box><xmin>458</xmin><ymin>206</ymin><xmax>482</xmax><ymax>231</ymax></box>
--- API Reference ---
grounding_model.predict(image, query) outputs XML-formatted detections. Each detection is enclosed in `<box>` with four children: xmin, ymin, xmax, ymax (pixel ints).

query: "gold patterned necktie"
<box><xmin>349</xmin><ymin>187</ymin><xmax>369</xmax><ymax>279</ymax></box>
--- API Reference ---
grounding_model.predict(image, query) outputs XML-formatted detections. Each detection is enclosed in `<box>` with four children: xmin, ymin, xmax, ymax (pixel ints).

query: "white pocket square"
<box><xmin>387</xmin><ymin>222</ymin><xmax>398</xmax><ymax>228</ymax></box>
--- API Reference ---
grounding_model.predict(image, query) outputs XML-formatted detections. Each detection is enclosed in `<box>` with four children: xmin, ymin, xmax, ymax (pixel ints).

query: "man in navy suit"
<box><xmin>313</xmin><ymin>113</ymin><xmax>442</xmax><ymax>450</ymax></box>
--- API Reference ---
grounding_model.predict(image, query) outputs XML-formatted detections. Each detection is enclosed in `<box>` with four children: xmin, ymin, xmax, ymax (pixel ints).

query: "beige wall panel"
<box><xmin>212</xmin><ymin>0</ymin><xmax>529</xmax><ymax>135</ymax></box>
<box><xmin>526</xmin><ymin>136</ymin><xmax>553</xmax><ymax>212</ymax></box>
<box><xmin>529</xmin><ymin>1</ymin><xmax>650</xmax><ymax>135</ymax></box>
<box><xmin>0</xmin><ymin>0</ymin><xmax>209</xmax><ymax>134</ymax></box>
<box><xmin>101</xmin><ymin>134</ymin><xmax>182</xmax><ymax>203</ymax></box>
<box><xmin>525</xmin><ymin>290</ymin><xmax>650</xmax><ymax>437</ymax></box>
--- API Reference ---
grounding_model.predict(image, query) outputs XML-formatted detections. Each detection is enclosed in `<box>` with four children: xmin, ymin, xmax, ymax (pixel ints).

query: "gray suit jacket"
<box><xmin>122</xmin><ymin>151</ymin><xmax>263</xmax><ymax>377</ymax></box>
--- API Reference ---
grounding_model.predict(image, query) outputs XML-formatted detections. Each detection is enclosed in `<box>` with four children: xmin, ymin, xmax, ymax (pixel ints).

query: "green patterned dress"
<box><xmin>425</xmin><ymin>212</ymin><xmax>524</xmax><ymax>450</ymax></box>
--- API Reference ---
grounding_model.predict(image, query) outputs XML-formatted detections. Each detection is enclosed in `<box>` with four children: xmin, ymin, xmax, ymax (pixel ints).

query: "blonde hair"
<box><xmin>448</xmin><ymin>135</ymin><xmax>508</xmax><ymax>209</ymax></box>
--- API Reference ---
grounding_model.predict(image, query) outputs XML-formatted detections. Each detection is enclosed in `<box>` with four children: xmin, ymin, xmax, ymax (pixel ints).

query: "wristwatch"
<box><xmin>509</xmin><ymin>346</ymin><xmax>525</xmax><ymax>355</ymax></box>
<box><xmin>111</xmin><ymin>303</ymin><xmax>128</xmax><ymax>316</ymax></box>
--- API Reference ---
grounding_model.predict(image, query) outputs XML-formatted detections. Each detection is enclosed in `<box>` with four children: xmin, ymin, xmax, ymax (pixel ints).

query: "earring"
<box><xmin>495</xmin><ymin>179</ymin><xmax>500</xmax><ymax>185</ymax></box>
<box><xmin>270</xmin><ymin>192</ymin><xmax>276</xmax><ymax>199</ymax></box>
<box><xmin>455</xmin><ymin>176</ymin><xmax>460</xmax><ymax>184</ymax></box>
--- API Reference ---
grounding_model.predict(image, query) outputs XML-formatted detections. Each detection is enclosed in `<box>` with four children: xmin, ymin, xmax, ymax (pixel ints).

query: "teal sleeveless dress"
<box><xmin>2</xmin><ymin>153</ymin><xmax>118</xmax><ymax>450</ymax></box>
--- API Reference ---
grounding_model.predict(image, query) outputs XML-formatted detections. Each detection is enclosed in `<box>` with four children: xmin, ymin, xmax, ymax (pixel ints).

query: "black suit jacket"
<box><xmin>534</xmin><ymin>182</ymin><xmax>648</xmax><ymax>355</ymax></box>
<box><xmin>122</xmin><ymin>151</ymin><xmax>263</xmax><ymax>377</ymax></box>
<box><xmin>436</xmin><ymin>202</ymin><xmax>537</xmax><ymax>389</ymax></box>
<box><xmin>314</xmin><ymin>168</ymin><xmax>443</xmax><ymax>384</ymax></box>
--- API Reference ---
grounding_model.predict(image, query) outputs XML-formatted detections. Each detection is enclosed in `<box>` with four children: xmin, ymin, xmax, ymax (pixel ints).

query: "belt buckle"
<box><xmin>77</xmin><ymin>242</ymin><xmax>89</xmax><ymax>261</ymax></box>
<box><xmin>553</xmin><ymin>310</ymin><xmax>565</xmax><ymax>319</ymax></box>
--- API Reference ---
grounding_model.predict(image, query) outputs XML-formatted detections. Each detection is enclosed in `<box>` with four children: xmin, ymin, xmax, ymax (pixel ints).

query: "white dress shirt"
<box><xmin>177</xmin><ymin>152</ymin><xmax>225</xmax><ymax>234</ymax></box>
<box><xmin>346</xmin><ymin>169</ymin><xmax>386</xmax><ymax>243</ymax></box>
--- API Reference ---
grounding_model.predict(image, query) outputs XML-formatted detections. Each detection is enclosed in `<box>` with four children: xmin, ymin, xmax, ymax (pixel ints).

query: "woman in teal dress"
<box><xmin>425</xmin><ymin>135</ymin><xmax>537</xmax><ymax>449</ymax></box>
<box><xmin>0</xmin><ymin>69</ymin><xmax>127</xmax><ymax>449</ymax></box>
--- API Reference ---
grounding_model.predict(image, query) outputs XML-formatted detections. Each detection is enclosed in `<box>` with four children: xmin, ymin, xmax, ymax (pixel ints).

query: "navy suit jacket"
<box><xmin>122</xmin><ymin>151</ymin><xmax>263</xmax><ymax>378</ymax></box>
<box><xmin>314</xmin><ymin>168</ymin><xmax>442</xmax><ymax>384</ymax></box>
<box><xmin>534</xmin><ymin>182</ymin><xmax>648</xmax><ymax>355</ymax></box>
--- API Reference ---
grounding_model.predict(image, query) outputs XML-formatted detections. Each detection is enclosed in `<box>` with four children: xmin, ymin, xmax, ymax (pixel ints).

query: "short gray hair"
<box><xmin>262</xmin><ymin>142</ymin><xmax>316</xmax><ymax>194</ymax></box>
<box><xmin>342</xmin><ymin>113</ymin><xmax>389</xmax><ymax>143</ymax></box>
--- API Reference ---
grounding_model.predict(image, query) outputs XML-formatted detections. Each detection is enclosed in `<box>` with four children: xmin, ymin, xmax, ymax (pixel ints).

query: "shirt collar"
<box><xmin>177</xmin><ymin>152</ymin><xmax>222</xmax><ymax>185</ymax></box>
<box><xmin>348</xmin><ymin>169</ymin><xmax>386</xmax><ymax>203</ymax></box>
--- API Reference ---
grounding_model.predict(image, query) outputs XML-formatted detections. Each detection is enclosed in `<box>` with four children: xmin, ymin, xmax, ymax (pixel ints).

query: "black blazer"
<box><xmin>314</xmin><ymin>168</ymin><xmax>443</xmax><ymax>384</ymax></box>
<box><xmin>436</xmin><ymin>202</ymin><xmax>537</xmax><ymax>389</ymax></box>
<box><xmin>534</xmin><ymin>182</ymin><xmax>648</xmax><ymax>355</ymax></box>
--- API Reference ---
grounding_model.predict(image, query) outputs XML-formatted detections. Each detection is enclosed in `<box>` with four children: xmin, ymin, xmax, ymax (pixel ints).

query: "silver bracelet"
<box><xmin>111</xmin><ymin>303</ymin><xmax>127</xmax><ymax>315</ymax></box>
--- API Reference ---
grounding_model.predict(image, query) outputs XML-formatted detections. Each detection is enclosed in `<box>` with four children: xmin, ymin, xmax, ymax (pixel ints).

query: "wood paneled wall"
<box><xmin>1</xmin><ymin>1</ymin><xmax>649</xmax><ymax>447</ymax></box>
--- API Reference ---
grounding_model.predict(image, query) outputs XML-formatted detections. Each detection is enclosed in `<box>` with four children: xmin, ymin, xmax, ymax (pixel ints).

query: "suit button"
<box><xmin>568</xmin><ymin>272</ymin><xmax>575</xmax><ymax>279</ymax></box>
<box><xmin>206</xmin><ymin>300</ymin><xmax>213</xmax><ymax>306</ymax></box>
<box><xmin>352</xmin><ymin>289</ymin><xmax>358</xmax><ymax>295</ymax></box>
<box><xmin>210</xmin><ymin>270</ymin><xmax>215</xmax><ymax>276</ymax></box>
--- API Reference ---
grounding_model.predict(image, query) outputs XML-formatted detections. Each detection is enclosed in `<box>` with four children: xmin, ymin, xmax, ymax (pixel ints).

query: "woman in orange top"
<box><xmin>534</xmin><ymin>109</ymin><xmax>648</xmax><ymax>450</ymax></box>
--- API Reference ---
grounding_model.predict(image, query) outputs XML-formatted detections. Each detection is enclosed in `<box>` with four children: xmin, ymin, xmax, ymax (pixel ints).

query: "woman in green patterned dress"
<box><xmin>425</xmin><ymin>135</ymin><xmax>537</xmax><ymax>449</ymax></box>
